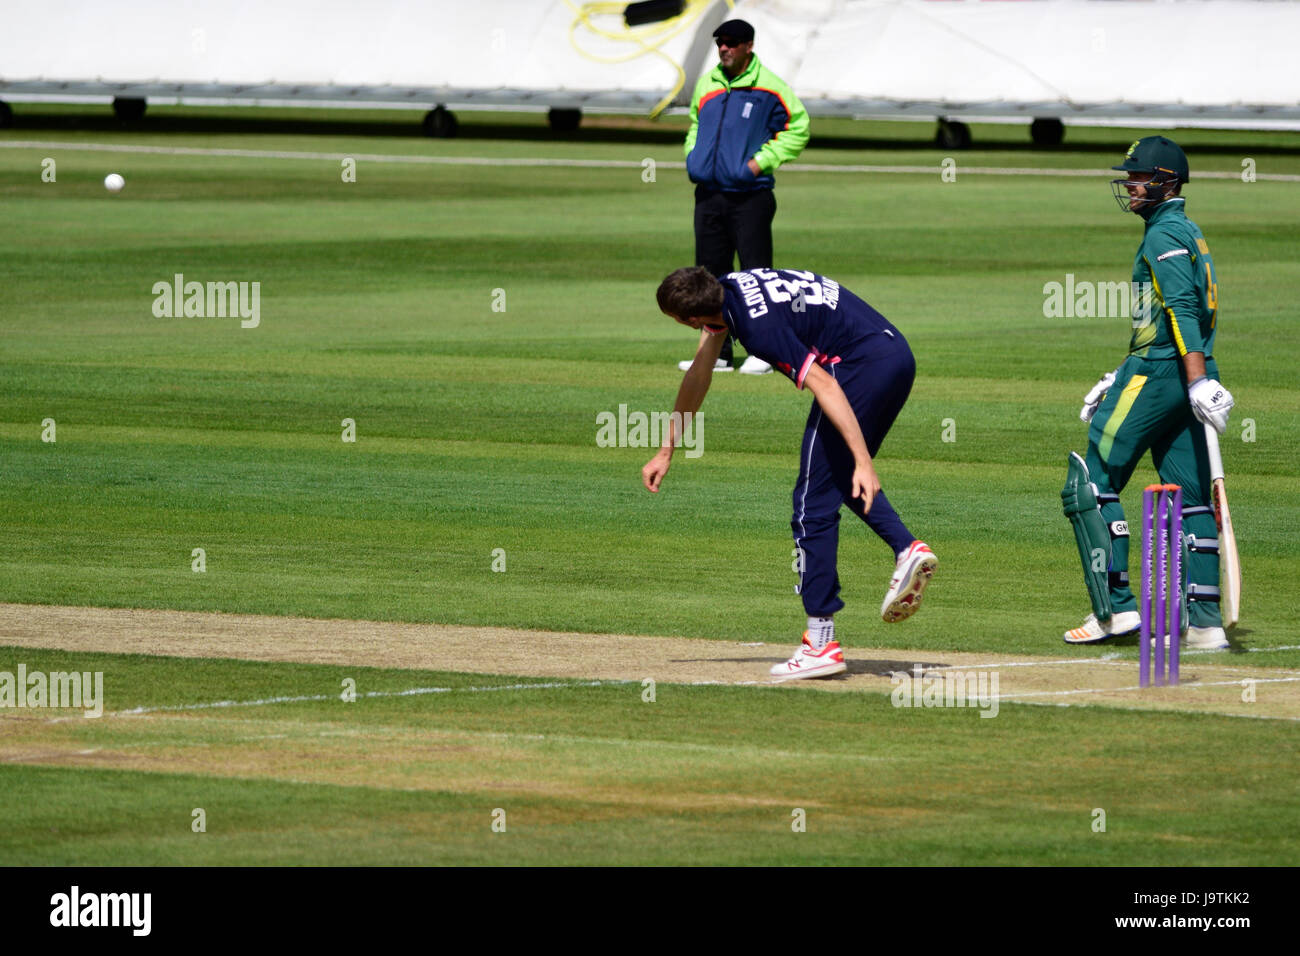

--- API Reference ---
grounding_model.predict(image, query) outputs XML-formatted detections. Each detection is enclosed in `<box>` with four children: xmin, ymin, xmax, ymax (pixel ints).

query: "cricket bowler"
<box><xmin>644</xmin><ymin>267</ymin><xmax>938</xmax><ymax>681</ymax></box>
<box><xmin>1062</xmin><ymin>136</ymin><xmax>1234</xmax><ymax>649</ymax></box>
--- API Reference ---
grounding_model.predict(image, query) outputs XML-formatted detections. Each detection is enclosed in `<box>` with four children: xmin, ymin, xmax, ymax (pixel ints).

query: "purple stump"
<box><xmin>1154</xmin><ymin>489</ymin><xmax>1168</xmax><ymax>685</ymax></box>
<box><xmin>1140</xmin><ymin>488</ymin><xmax>1154</xmax><ymax>688</ymax></box>
<box><xmin>1170</xmin><ymin>486</ymin><xmax>1182</xmax><ymax>685</ymax></box>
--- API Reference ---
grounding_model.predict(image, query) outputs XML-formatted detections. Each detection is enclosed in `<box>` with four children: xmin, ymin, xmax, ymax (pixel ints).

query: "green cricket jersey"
<box><xmin>1129</xmin><ymin>198</ymin><xmax>1218</xmax><ymax>360</ymax></box>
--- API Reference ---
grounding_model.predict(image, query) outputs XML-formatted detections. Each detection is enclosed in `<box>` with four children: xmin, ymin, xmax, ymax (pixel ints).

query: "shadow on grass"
<box><xmin>668</xmin><ymin>655</ymin><xmax>949</xmax><ymax>678</ymax></box>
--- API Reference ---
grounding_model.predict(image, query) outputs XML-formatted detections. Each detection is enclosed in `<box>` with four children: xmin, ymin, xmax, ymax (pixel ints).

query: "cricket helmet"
<box><xmin>1110</xmin><ymin>136</ymin><xmax>1189</xmax><ymax>213</ymax></box>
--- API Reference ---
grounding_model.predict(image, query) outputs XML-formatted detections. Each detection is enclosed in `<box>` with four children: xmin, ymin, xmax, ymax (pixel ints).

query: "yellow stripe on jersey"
<box><xmin>1098</xmin><ymin>375</ymin><xmax>1148</xmax><ymax>463</ymax></box>
<box><xmin>1167</xmin><ymin>308</ymin><xmax>1189</xmax><ymax>355</ymax></box>
<box><xmin>1144</xmin><ymin>256</ymin><xmax>1162</xmax><ymax>300</ymax></box>
<box><xmin>1144</xmin><ymin>255</ymin><xmax>1189</xmax><ymax>356</ymax></box>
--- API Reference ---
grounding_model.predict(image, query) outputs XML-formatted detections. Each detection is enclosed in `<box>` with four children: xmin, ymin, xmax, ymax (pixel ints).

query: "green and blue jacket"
<box><xmin>684</xmin><ymin>54</ymin><xmax>809</xmax><ymax>192</ymax></box>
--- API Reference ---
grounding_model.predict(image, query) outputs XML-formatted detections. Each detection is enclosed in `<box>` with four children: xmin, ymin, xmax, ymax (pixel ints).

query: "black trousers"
<box><xmin>694</xmin><ymin>186</ymin><xmax>777</xmax><ymax>363</ymax></box>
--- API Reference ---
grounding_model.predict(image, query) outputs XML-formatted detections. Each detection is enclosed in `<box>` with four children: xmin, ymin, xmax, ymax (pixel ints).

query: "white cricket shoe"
<box><xmin>769</xmin><ymin>632</ymin><xmax>846</xmax><ymax>681</ymax></box>
<box><xmin>1186</xmin><ymin>625</ymin><xmax>1229</xmax><ymax>650</ymax></box>
<box><xmin>738</xmin><ymin>355</ymin><xmax>773</xmax><ymax>375</ymax></box>
<box><xmin>1062</xmin><ymin>610</ymin><xmax>1141</xmax><ymax>644</ymax></box>
<box><xmin>677</xmin><ymin>358</ymin><xmax>733</xmax><ymax>372</ymax></box>
<box><xmin>880</xmin><ymin>540</ymin><xmax>938</xmax><ymax>623</ymax></box>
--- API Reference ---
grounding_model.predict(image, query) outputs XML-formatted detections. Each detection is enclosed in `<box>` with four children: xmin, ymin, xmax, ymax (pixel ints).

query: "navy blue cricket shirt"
<box><xmin>714</xmin><ymin>269</ymin><xmax>899</xmax><ymax>389</ymax></box>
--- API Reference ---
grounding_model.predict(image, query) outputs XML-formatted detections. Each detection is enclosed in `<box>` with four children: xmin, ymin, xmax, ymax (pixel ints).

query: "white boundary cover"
<box><xmin>1</xmin><ymin>0</ymin><xmax>1297</xmax><ymax>122</ymax></box>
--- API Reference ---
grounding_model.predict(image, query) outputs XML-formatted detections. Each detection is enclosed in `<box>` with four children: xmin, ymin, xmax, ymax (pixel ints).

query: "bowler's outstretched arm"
<box><xmin>642</xmin><ymin>328</ymin><xmax>725</xmax><ymax>492</ymax></box>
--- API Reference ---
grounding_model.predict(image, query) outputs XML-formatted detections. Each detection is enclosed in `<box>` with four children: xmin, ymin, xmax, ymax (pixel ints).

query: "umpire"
<box><xmin>678</xmin><ymin>18</ymin><xmax>810</xmax><ymax>374</ymax></box>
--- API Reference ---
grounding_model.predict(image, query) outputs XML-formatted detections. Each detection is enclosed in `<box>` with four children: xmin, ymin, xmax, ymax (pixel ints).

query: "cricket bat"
<box><xmin>1204</xmin><ymin>423</ymin><xmax>1241</xmax><ymax>629</ymax></box>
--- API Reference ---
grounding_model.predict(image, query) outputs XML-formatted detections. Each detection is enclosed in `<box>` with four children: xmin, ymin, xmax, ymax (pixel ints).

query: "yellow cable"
<box><xmin>564</xmin><ymin>0</ymin><xmax>734</xmax><ymax>118</ymax></box>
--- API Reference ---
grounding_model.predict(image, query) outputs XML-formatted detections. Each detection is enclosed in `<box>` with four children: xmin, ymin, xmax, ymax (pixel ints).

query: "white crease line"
<box><xmin>3</xmin><ymin>140</ymin><xmax>1297</xmax><ymax>181</ymax></box>
<box><xmin>921</xmin><ymin>656</ymin><xmax>1125</xmax><ymax>670</ymax></box>
<box><xmin>1169</xmin><ymin>661</ymin><xmax>1300</xmax><ymax>675</ymax></box>
<box><xmin>29</xmin><ymin>653</ymin><xmax>1300</xmax><ymax>725</ymax></box>
<box><xmin>46</xmin><ymin>679</ymin><xmax>619</xmax><ymax>721</ymax></box>
<box><xmin>996</xmin><ymin>675</ymin><xmax>1300</xmax><ymax>701</ymax></box>
<box><xmin>915</xmin><ymin>652</ymin><xmax>1300</xmax><ymax>675</ymax></box>
<box><xmin>690</xmin><ymin>679</ymin><xmax>768</xmax><ymax>686</ymax></box>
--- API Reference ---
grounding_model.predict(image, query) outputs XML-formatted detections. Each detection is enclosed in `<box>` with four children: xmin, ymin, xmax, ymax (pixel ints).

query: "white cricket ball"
<box><xmin>104</xmin><ymin>173</ymin><xmax>125</xmax><ymax>192</ymax></box>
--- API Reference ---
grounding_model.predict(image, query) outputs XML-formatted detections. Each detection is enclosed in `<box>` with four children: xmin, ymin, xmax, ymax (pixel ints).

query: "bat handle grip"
<box><xmin>1203</xmin><ymin>422</ymin><xmax>1225</xmax><ymax>483</ymax></box>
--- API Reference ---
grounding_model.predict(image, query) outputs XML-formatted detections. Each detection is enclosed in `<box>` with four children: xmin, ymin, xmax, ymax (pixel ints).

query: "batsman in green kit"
<box><xmin>1061</xmin><ymin>136</ymin><xmax>1235</xmax><ymax>649</ymax></box>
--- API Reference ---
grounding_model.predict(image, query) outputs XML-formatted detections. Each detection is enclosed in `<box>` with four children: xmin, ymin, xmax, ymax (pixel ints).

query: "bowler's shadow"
<box><xmin>669</xmin><ymin>656</ymin><xmax>950</xmax><ymax>680</ymax></box>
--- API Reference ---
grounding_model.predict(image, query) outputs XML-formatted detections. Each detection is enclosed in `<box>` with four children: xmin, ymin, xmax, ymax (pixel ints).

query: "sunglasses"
<box><xmin>715</xmin><ymin>37</ymin><xmax>746</xmax><ymax>48</ymax></box>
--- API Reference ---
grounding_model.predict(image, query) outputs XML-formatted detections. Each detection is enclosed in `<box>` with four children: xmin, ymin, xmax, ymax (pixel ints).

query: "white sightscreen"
<box><xmin>2</xmin><ymin>0</ymin><xmax>1297</xmax><ymax>122</ymax></box>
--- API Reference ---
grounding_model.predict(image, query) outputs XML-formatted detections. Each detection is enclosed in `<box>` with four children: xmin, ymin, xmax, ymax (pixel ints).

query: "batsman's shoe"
<box><xmin>1062</xmin><ymin>610</ymin><xmax>1140</xmax><ymax>644</ymax></box>
<box><xmin>738</xmin><ymin>355</ymin><xmax>773</xmax><ymax>375</ymax></box>
<box><xmin>677</xmin><ymin>358</ymin><xmax>734</xmax><ymax>372</ymax></box>
<box><xmin>881</xmin><ymin>541</ymin><xmax>938</xmax><ymax>623</ymax></box>
<box><xmin>1186</xmin><ymin>625</ymin><xmax>1229</xmax><ymax>650</ymax></box>
<box><xmin>769</xmin><ymin>633</ymin><xmax>846</xmax><ymax>681</ymax></box>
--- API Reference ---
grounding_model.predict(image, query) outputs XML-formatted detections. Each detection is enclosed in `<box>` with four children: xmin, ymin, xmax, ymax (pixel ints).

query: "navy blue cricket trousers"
<box><xmin>792</xmin><ymin>330</ymin><xmax>917</xmax><ymax>617</ymax></box>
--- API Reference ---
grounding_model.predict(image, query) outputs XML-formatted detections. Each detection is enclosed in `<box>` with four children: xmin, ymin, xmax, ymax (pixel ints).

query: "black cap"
<box><xmin>712</xmin><ymin>19</ymin><xmax>754</xmax><ymax>43</ymax></box>
<box><xmin>1112</xmin><ymin>135</ymin><xmax>1189</xmax><ymax>184</ymax></box>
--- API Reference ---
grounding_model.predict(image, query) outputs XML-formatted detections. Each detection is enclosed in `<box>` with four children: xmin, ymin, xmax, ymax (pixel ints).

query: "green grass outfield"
<box><xmin>3</xmin><ymin>648</ymin><xmax>1298</xmax><ymax>866</ymax></box>
<box><xmin>1</xmin><ymin>106</ymin><xmax>1298</xmax><ymax>864</ymax></box>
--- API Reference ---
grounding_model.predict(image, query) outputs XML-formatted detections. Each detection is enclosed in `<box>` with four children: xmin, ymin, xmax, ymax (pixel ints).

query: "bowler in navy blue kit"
<box><xmin>645</xmin><ymin>266</ymin><xmax>938</xmax><ymax>681</ymax></box>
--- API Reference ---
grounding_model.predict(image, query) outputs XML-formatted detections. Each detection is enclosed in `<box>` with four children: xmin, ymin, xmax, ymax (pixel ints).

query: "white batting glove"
<box><xmin>1188</xmin><ymin>377</ymin><xmax>1234</xmax><ymax>434</ymax></box>
<box><xmin>1080</xmin><ymin>370</ymin><xmax>1117</xmax><ymax>423</ymax></box>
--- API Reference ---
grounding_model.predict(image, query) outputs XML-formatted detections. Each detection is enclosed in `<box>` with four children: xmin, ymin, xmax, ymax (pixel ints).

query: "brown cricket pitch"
<box><xmin>1</xmin><ymin>602</ymin><xmax>1296</xmax><ymax>721</ymax></box>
